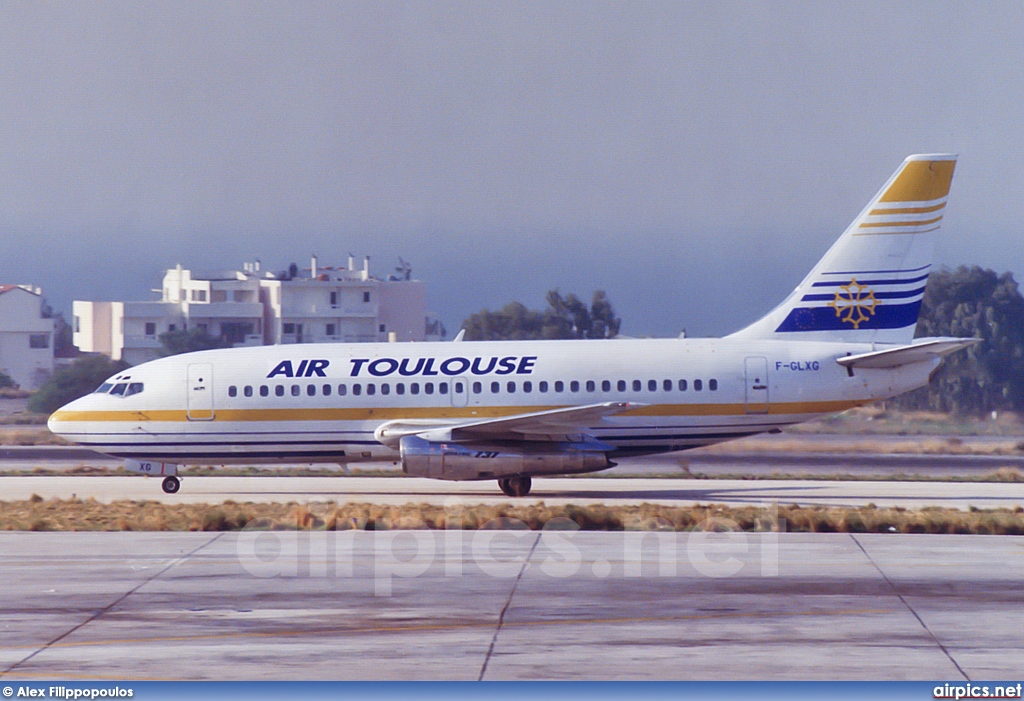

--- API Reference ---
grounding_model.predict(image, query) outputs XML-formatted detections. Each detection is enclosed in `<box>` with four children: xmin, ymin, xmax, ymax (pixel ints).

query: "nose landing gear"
<box><xmin>497</xmin><ymin>476</ymin><xmax>532</xmax><ymax>497</ymax></box>
<box><xmin>161</xmin><ymin>476</ymin><xmax>181</xmax><ymax>494</ymax></box>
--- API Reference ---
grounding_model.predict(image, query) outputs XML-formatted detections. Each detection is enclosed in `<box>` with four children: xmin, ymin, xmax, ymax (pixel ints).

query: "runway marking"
<box><xmin>850</xmin><ymin>533</ymin><xmax>970</xmax><ymax>681</ymax></box>
<box><xmin>0</xmin><ymin>606</ymin><xmax>895</xmax><ymax>656</ymax></box>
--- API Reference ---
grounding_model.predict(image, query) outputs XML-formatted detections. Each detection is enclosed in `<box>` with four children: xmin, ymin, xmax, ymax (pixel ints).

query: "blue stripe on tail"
<box><xmin>775</xmin><ymin>300</ymin><xmax>922</xmax><ymax>332</ymax></box>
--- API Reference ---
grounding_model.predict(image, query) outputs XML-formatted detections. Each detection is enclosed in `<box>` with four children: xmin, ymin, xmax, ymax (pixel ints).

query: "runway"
<box><xmin>3</xmin><ymin>474</ymin><xmax>1024</xmax><ymax>509</ymax></box>
<box><xmin>1</xmin><ymin>531</ymin><xmax>1021</xmax><ymax>680</ymax></box>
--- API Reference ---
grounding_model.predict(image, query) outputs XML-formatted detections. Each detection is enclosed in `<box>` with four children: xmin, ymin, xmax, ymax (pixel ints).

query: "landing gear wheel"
<box><xmin>498</xmin><ymin>476</ymin><xmax>531</xmax><ymax>497</ymax></box>
<box><xmin>161</xmin><ymin>476</ymin><xmax>180</xmax><ymax>494</ymax></box>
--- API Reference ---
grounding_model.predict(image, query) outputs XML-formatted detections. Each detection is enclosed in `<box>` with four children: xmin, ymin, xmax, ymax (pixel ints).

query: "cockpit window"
<box><xmin>95</xmin><ymin>383</ymin><xmax>114</xmax><ymax>394</ymax></box>
<box><xmin>109</xmin><ymin>383</ymin><xmax>128</xmax><ymax>396</ymax></box>
<box><xmin>124</xmin><ymin>383</ymin><xmax>144</xmax><ymax>397</ymax></box>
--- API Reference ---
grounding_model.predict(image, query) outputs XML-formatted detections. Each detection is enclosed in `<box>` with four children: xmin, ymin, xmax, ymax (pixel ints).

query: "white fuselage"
<box><xmin>47</xmin><ymin>337</ymin><xmax>937</xmax><ymax>467</ymax></box>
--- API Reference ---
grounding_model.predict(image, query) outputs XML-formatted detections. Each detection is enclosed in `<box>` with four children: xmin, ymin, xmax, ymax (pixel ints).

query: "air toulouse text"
<box><xmin>266</xmin><ymin>356</ymin><xmax>539</xmax><ymax>379</ymax></box>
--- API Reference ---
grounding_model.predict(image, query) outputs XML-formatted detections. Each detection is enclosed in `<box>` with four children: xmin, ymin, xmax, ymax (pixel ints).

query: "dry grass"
<box><xmin>1</xmin><ymin>498</ymin><xmax>1023</xmax><ymax>534</ymax></box>
<box><xmin>0</xmin><ymin>427</ymin><xmax>70</xmax><ymax>445</ymax></box>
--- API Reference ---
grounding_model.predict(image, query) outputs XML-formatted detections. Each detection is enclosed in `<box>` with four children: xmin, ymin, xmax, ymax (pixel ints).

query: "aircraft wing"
<box><xmin>836</xmin><ymin>337</ymin><xmax>981</xmax><ymax>370</ymax></box>
<box><xmin>374</xmin><ymin>401</ymin><xmax>642</xmax><ymax>447</ymax></box>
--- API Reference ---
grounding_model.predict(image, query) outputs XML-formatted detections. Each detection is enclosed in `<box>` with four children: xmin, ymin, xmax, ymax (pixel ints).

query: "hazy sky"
<box><xmin>2</xmin><ymin>1</ymin><xmax>1023</xmax><ymax>337</ymax></box>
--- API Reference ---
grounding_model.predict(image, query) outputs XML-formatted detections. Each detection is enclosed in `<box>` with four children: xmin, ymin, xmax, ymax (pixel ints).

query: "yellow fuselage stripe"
<box><xmin>50</xmin><ymin>400</ymin><xmax>862</xmax><ymax>424</ymax></box>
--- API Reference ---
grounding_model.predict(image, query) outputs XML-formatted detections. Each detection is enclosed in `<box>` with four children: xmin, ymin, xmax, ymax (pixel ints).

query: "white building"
<box><xmin>74</xmin><ymin>257</ymin><xmax>442</xmax><ymax>365</ymax></box>
<box><xmin>0</xmin><ymin>285</ymin><xmax>54</xmax><ymax>389</ymax></box>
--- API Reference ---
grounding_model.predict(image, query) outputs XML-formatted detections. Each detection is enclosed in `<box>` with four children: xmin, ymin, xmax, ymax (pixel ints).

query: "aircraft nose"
<box><xmin>47</xmin><ymin>396</ymin><xmax>89</xmax><ymax>442</ymax></box>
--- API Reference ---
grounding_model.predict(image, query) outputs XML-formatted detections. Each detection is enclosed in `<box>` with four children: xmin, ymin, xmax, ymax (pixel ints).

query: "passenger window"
<box><xmin>555</xmin><ymin>381</ymin><xmax>564</xmax><ymax>392</ymax></box>
<box><xmin>306</xmin><ymin>384</ymin><xmax>315</xmax><ymax>396</ymax></box>
<box><xmin>244</xmin><ymin>386</ymin><xmax>253</xmax><ymax>397</ymax></box>
<box><xmin>95</xmin><ymin>383</ymin><xmax>113</xmax><ymax>394</ymax></box>
<box><xmin>440</xmin><ymin>382</ymin><xmax>449</xmax><ymax>394</ymax></box>
<box><xmin>648</xmin><ymin>380</ymin><xmax>657</xmax><ymax>392</ymax></box>
<box><xmin>472</xmin><ymin>382</ymin><xmax>481</xmax><ymax>394</ymax></box>
<box><xmin>694</xmin><ymin>379</ymin><xmax>703</xmax><ymax>391</ymax></box>
<box><xmin>491</xmin><ymin>381</ymin><xmax>500</xmax><ymax>393</ymax></box>
<box><xmin>539</xmin><ymin>381</ymin><xmax>548</xmax><ymax>392</ymax></box>
<box><xmin>506</xmin><ymin>381</ymin><xmax>516</xmax><ymax>393</ymax></box>
<box><xmin>411</xmin><ymin>383</ymin><xmax>420</xmax><ymax>395</ymax></box>
<box><xmin>260</xmin><ymin>386</ymin><xmax>269</xmax><ymax>397</ymax></box>
<box><xmin>678</xmin><ymin>379</ymin><xmax>687</xmax><ymax>391</ymax></box>
<box><xmin>353</xmin><ymin>384</ymin><xmax>362</xmax><ymax>396</ymax></box>
<box><xmin>632</xmin><ymin>380</ymin><xmax>641</xmax><ymax>392</ymax></box>
<box><xmin>397</xmin><ymin>383</ymin><xmax>406</xmax><ymax>395</ymax></box>
<box><xmin>367</xmin><ymin>384</ymin><xmax>376</xmax><ymax>396</ymax></box>
<box><xmin>381</xmin><ymin>384</ymin><xmax>390</xmax><ymax>395</ymax></box>
<box><xmin>338</xmin><ymin>384</ymin><xmax>347</xmax><ymax>396</ymax></box>
<box><xmin>425</xmin><ymin>383</ymin><xmax>434</xmax><ymax>395</ymax></box>
<box><xmin>586</xmin><ymin>380</ymin><xmax>595</xmax><ymax>392</ymax></box>
<box><xmin>617</xmin><ymin>380</ymin><xmax>626</xmax><ymax>392</ymax></box>
<box><xmin>323</xmin><ymin>384</ymin><xmax>332</xmax><ymax>396</ymax></box>
<box><xmin>709</xmin><ymin>379</ymin><xmax>718</xmax><ymax>391</ymax></box>
<box><xmin>523</xmin><ymin>381</ymin><xmax>532</xmax><ymax>393</ymax></box>
<box><xmin>275</xmin><ymin>385</ymin><xmax>285</xmax><ymax>397</ymax></box>
<box><xmin>291</xmin><ymin>385</ymin><xmax>300</xmax><ymax>396</ymax></box>
<box><xmin>228</xmin><ymin>386</ymin><xmax>237</xmax><ymax>398</ymax></box>
<box><xmin>601</xmin><ymin>380</ymin><xmax>610</xmax><ymax>392</ymax></box>
<box><xmin>125</xmin><ymin>383</ymin><xmax>144</xmax><ymax>397</ymax></box>
<box><xmin>570</xmin><ymin>381</ymin><xmax>579</xmax><ymax>392</ymax></box>
<box><xmin>663</xmin><ymin>379</ymin><xmax>672</xmax><ymax>391</ymax></box>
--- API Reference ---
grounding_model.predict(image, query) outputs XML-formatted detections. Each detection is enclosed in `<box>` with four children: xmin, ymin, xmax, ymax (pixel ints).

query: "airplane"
<box><xmin>48</xmin><ymin>154</ymin><xmax>978</xmax><ymax>496</ymax></box>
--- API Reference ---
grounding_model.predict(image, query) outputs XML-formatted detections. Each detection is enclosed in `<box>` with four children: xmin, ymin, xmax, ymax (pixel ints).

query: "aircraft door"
<box><xmin>744</xmin><ymin>357</ymin><xmax>769</xmax><ymax>414</ymax></box>
<box><xmin>450</xmin><ymin>376</ymin><xmax>469</xmax><ymax>408</ymax></box>
<box><xmin>187</xmin><ymin>363</ymin><xmax>215</xmax><ymax>421</ymax></box>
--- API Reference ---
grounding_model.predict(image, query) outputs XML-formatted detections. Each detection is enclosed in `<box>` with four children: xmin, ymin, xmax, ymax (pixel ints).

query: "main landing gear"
<box><xmin>161</xmin><ymin>476</ymin><xmax>181</xmax><ymax>494</ymax></box>
<box><xmin>498</xmin><ymin>476</ymin><xmax>532</xmax><ymax>497</ymax></box>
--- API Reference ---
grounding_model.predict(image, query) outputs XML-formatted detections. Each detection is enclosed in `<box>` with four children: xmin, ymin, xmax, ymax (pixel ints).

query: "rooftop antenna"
<box><xmin>395</xmin><ymin>257</ymin><xmax>412</xmax><ymax>281</ymax></box>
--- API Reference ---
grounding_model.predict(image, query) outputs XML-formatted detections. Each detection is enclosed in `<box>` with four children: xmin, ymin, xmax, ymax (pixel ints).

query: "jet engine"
<box><xmin>398</xmin><ymin>435</ymin><xmax>613</xmax><ymax>481</ymax></box>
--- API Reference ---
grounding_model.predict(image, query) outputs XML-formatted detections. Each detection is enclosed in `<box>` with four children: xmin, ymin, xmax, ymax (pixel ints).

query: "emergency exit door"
<box><xmin>744</xmin><ymin>357</ymin><xmax>769</xmax><ymax>414</ymax></box>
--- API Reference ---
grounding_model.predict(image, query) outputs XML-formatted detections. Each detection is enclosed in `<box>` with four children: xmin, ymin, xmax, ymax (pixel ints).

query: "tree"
<box><xmin>462</xmin><ymin>290</ymin><xmax>622</xmax><ymax>341</ymax></box>
<box><xmin>0</xmin><ymin>372</ymin><xmax>17</xmax><ymax>389</ymax></box>
<box><xmin>28</xmin><ymin>355</ymin><xmax>130</xmax><ymax>414</ymax></box>
<box><xmin>893</xmin><ymin>266</ymin><xmax>1024</xmax><ymax>415</ymax></box>
<box><xmin>158</xmin><ymin>328</ymin><xmax>231</xmax><ymax>356</ymax></box>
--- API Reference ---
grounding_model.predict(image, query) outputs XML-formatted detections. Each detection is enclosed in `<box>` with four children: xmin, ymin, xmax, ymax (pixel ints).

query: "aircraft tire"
<box><xmin>499</xmin><ymin>476</ymin><xmax>531</xmax><ymax>497</ymax></box>
<box><xmin>162</xmin><ymin>476</ymin><xmax>181</xmax><ymax>494</ymax></box>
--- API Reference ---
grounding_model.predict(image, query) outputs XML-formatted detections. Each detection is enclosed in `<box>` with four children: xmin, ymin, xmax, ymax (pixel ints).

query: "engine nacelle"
<box><xmin>399</xmin><ymin>435</ymin><xmax>614</xmax><ymax>481</ymax></box>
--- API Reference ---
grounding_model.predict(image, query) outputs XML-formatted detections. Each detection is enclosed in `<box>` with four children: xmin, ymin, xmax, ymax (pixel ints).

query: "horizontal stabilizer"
<box><xmin>836</xmin><ymin>337</ymin><xmax>980</xmax><ymax>369</ymax></box>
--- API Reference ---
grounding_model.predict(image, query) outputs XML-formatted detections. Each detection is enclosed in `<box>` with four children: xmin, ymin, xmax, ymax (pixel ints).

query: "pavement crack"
<box><xmin>1</xmin><ymin>533</ymin><xmax>225</xmax><ymax>678</ymax></box>
<box><xmin>477</xmin><ymin>531</ymin><xmax>541</xmax><ymax>681</ymax></box>
<box><xmin>849</xmin><ymin>533</ymin><xmax>970</xmax><ymax>681</ymax></box>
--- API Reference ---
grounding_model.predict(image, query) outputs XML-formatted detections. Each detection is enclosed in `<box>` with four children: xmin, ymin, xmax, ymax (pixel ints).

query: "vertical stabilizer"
<box><xmin>730</xmin><ymin>154</ymin><xmax>957</xmax><ymax>344</ymax></box>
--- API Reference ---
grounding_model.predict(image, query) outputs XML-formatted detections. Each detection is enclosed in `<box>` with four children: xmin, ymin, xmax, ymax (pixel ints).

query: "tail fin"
<box><xmin>730</xmin><ymin>154</ymin><xmax>957</xmax><ymax>344</ymax></box>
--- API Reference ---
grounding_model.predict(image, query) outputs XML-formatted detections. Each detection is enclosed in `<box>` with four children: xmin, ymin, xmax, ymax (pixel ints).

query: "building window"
<box><xmin>29</xmin><ymin>334</ymin><xmax>49</xmax><ymax>349</ymax></box>
<box><xmin>363</xmin><ymin>291</ymin><xmax>371</xmax><ymax>303</ymax></box>
<box><xmin>330</xmin><ymin>291</ymin><xmax>338</xmax><ymax>307</ymax></box>
<box><xmin>74</xmin><ymin>316</ymin><xmax>81</xmax><ymax>333</ymax></box>
<box><xmin>145</xmin><ymin>322</ymin><xmax>156</xmax><ymax>337</ymax></box>
<box><xmin>326</xmin><ymin>323</ymin><xmax>336</xmax><ymax>336</ymax></box>
<box><xmin>168</xmin><ymin>324</ymin><xmax>176</xmax><ymax>332</ymax></box>
<box><xmin>379</xmin><ymin>324</ymin><xmax>386</xmax><ymax>333</ymax></box>
<box><xmin>283</xmin><ymin>323</ymin><xmax>295</xmax><ymax>334</ymax></box>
